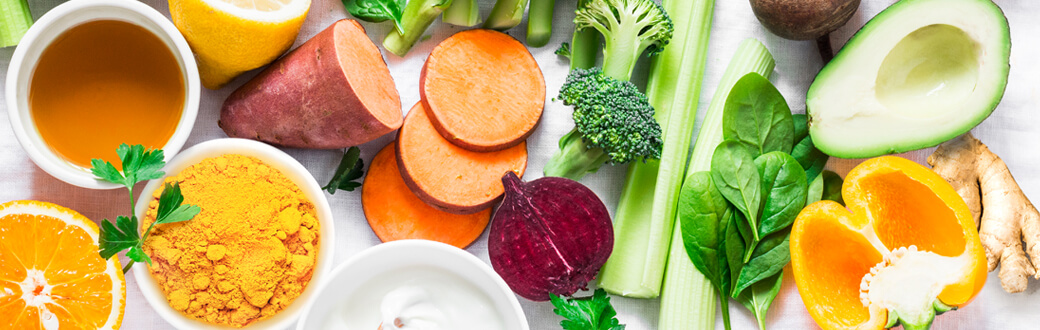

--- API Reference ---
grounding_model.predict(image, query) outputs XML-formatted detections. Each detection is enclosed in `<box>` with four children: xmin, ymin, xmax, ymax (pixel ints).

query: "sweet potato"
<box><xmin>420</xmin><ymin>29</ymin><xmax>545</xmax><ymax>152</ymax></box>
<box><xmin>397</xmin><ymin>102</ymin><xmax>528</xmax><ymax>214</ymax></box>
<box><xmin>363</xmin><ymin>143</ymin><xmax>492</xmax><ymax>248</ymax></box>
<box><xmin>219</xmin><ymin>19</ymin><xmax>402</xmax><ymax>149</ymax></box>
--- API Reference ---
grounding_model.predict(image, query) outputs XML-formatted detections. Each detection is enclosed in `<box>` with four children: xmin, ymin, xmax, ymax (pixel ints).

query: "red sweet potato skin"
<box><xmin>219</xmin><ymin>19</ymin><xmax>402</xmax><ymax>149</ymax></box>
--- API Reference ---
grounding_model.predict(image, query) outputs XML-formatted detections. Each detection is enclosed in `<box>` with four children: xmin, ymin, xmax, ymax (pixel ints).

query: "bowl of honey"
<box><xmin>5</xmin><ymin>0</ymin><xmax>200</xmax><ymax>189</ymax></box>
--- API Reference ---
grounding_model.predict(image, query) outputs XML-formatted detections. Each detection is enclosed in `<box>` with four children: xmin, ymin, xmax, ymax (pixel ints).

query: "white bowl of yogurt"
<box><xmin>296</xmin><ymin>240</ymin><xmax>529</xmax><ymax>330</ymax></box>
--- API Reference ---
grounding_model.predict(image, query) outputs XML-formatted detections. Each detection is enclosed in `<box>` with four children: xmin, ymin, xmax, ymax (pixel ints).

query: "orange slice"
<box><xmin>0</xmin><ymin>200</ymin><xmax>125</xmax><ymax>329</ymax></box>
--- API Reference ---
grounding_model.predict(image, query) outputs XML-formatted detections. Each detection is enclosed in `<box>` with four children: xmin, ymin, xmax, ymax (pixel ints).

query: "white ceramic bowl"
<box><xmin>296</xmin><ymin>240</ymin><xmax>529</xmax><ymax>330</ymax></box>
<box><xmin>5</xmin><ymin>0</ymin><xmax>200</xmax><ymax>189</ymax></box>
<box><xmin>133</xmin><ymin>138</ymin><xmax>335</xmax><ymax>330</ymax></box>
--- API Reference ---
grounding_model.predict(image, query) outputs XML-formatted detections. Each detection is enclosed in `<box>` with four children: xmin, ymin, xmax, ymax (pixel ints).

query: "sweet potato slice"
<box><xmin>397</xmin><ymin>102</ymin><xmax>528</xmax><ymax>214</ymax></box>
<box><xmin>363</xmin><ymin>144</ymin><xmax>492</xmax><ymax>248</ymax></box>
<box><xmin>420</xmin><ymin>29</ymin><xmax>545</xmax><ymax>152</ymax></box>
<box><xmin>220</xmin><ymin>19</ymin><xmax>402</xmax><ymax>149</ymax></box>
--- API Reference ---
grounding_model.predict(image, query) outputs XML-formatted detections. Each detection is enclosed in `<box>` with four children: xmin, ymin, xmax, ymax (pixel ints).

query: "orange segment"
<box><xmin>0</xmin><ymin>201</ymin><xmax>125</xmax><ymax>330</ymax></box>
<box><xmin>791</xmin><ymin>201</ymin><xmax>884</xmax><ymax>330</ymax></box>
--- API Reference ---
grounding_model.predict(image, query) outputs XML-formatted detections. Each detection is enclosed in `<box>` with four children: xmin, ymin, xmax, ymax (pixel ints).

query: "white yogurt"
<box><xmin>324</xmin><ymin>266</ymin><xmax>506</xmax><ymax>330</ymax></box>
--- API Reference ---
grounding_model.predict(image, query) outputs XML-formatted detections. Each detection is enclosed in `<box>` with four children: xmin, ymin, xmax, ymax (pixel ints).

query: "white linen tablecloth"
<box><xmin>3</xmin><ymin>0</ymin><xmax>1040</xmax><ymax>329</ymax></box>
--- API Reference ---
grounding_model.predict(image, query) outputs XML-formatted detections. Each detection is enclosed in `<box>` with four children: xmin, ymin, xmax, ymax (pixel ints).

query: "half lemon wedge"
<box><xmin>170</xmin><ymin>0</ymin><xmax>310</xmax><ymax>89</ymax></box>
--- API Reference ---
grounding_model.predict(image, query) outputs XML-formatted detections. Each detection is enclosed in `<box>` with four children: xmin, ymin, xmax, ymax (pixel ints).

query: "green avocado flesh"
<box><xmin>807</xmin><ymin>0</ymin><xmax>1010</xmax><ymax>158</ymax></box>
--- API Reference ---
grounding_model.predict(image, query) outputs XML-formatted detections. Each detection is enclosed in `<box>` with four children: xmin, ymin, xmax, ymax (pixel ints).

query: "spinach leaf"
<box><xmin>724</xmin><ymin>212</ymin><xmax>746</xmax><ymax>298</ymax></box>
<box><xmin>807</xmin><ymin>173</ymin><xmax>824</xmax><ymax>205</ymax></box>
<box><xmin>344</xmin><ymin>0</ymin><xmax>405</xmax><ymax>33</ymax></box>
<box><xmin>821</xmin><ymin>170</ymin><xmax>845</xmax><ymax>205</ymax></box>
<box><xmin>679</xmin><ymin>172</ymin><xmax>731</xmax><ymax>295</ymax></box>
<box><xmin>792</xmin><ymin>134</ymin><xmax>828</xmax><ymax>183</ymax></box>
<box><xmin>723</xmin><ymin>73</ymin><xmax>794</xmax><ymax>157</ymax></box>
<box><xmin>711</xmin><ymin>140</ymin><xmax>761</xmax><ymax>243</ymax></box>
<box><xmin>678</xmin><ymin>172</ymin><xmax>737</xmax><ymax>329</ymax></box>
<box><xmin>735</xmin><ymin>272</ymin><xmax>784</xmax><ymax>330</ymax></box>
<box><xmin>793</xmin><ymin>114</ymin><xmax>809</xmax><ymax>143</ymax></box>
<box><xmin>754</xmin><ymin>152</ymin><xmax>807</xmax><ymax>238</ymax></box>
<box><xmin>733</xmin><ymin>229</ymin><xmax>790</xmax><ymax>296</ymax></box>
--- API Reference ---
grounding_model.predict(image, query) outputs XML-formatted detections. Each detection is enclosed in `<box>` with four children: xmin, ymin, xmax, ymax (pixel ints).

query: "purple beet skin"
<box><xmin>488</xmin><ymin>172</ymin><xmax>614</xmax><ymax>301</ymax></box>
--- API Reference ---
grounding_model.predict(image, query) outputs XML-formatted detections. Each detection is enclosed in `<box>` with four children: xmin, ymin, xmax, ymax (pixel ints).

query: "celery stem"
<box><xmin>0</xmin><ymin>0</ymin><xmax>32</xmax><ymax>48</ymax></box>
<box><xmin>442</xmin><ymin>0</ymin><xmax>479</xmax><ymax>26</ymax></box>
<box><xmin>525</xmin><ymin>0</ymin><xmax>555</xmax><ymax>47</ymax></box>
<box><xmin>599</xmin><ymin>0</ymin><xmax>716</xmax><ymax>299</ymax></box>
<box><xmin>383</xmin><ymin>0</ymin><xmax>454</xmax><ymax>56</ymax></box>
<box><xmin>483</xmin><ymin>0</ymin><xmax>528</xmax><ymax>30</ymax></box>
<box><xmin>659</xmin><ymin>39</ymin><xmax>776</xmax><ymax>329</ymax></box>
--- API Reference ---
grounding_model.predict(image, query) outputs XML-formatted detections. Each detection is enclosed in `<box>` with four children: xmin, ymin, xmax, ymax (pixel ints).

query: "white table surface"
<box><xmin>3</xmin><ymin>0</ymin><xmax>1040</xmax><ymax>329</ymax></box>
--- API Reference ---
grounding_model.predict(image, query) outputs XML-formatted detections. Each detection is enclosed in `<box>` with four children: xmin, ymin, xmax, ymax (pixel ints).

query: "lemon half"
<box><xmin>170</xmin><ymin>0</ymin><xmax>310</xmax><ymax>89</ymax></box>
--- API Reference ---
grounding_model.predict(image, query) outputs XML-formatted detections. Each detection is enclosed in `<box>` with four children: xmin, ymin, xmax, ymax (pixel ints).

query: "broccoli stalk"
<box><xmin>567</xmin><ymin>0</ymin><xmax>600</xmax><ymax>70</ymax></box>
<box><xmin>484</xmin><ymin>0</ymin><xmax>529</xmax><ymax>30</ymax></box>
<box><xmin>383</xmin><ymin>0</ymin><xmax>454</xmax><ymax>56</ymax></box>
<box><xmin>442</xmin><ymin>0</ymin><xmax>479</xmax><ymax>26</ymax></box>
<box><xmin>577</xmin><ymin>0</ymin><xmax>673</xmax><ymax>80</ymax></box>
<box><xmin>543</xmin><ymin>0</ymin><xmax>674</xmax><ymax>180</ymax></box>
<box><xmin>525</xmin><ymin>0</ymin><xmax>555</xmax><ymax>47</ymax></box>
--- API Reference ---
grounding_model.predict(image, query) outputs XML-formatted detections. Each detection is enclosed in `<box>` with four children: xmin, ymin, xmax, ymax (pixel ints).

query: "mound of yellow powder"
<box><xmin>142</xmin><ymin>154</ymin><xmax>319</xmax><ymax>327</ymax></box>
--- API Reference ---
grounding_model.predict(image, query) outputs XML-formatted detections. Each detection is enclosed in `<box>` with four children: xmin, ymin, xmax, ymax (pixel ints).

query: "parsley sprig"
<box><xmin>91</xmin><ymin>144</ymin><xmax>200</xmax><ymax>273</ymax></box>
<box><xmin>550</xmin><ymin>289</ymin><xmax>626</xmax><ymax>330</ymax></box>
<box><xmin>323</xmin><ymin>146</ymin><xmax>365</xmax><ymax>194</ymax></box>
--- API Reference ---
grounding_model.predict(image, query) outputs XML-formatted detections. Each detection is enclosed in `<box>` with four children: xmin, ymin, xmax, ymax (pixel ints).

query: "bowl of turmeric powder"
<box><xmin>131</xmin><ymin>138</ymin><xmax>335</xmax><ymax>329</ymax></box>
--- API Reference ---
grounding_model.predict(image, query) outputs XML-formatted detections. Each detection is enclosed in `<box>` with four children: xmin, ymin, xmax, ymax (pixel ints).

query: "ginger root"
<box><xmin>927</xmin><ymin>133</ymin><xmax>1040</xmax><ymax>293</ymax></box>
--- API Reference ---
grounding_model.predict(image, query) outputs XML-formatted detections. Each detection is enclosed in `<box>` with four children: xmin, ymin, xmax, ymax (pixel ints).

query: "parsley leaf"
<box><xmin>344</xmin><ymin>0</ymin><xmax>405</xmax><ymax>34</ymax></box>
<box><xmin>91</xmin><ymin>144</ymin><xmax>200</xmax><ymax>273</ymax></box>
<box><xmin>323</xmin><ymin>147</ymin><xmax>365</xmax><ymax>194</ymax></box>
<box><xmin>90</xmin><ymin>143</ymin><xmax>165</xmax><ymax>189</ymax></box>
<box><xmin>550</xmin><ymin>289</ymin><xmax>626</xmax><ymax>330</ymax></box>
<box><xmin>98</xmin><ymin>215</ymin><xmax>140</xmax><ymax>260</ymax></box>
<box><xmin>155</xmin><ymin>182</ymin><xmax>201</xmax><ymax>224</ymax></box>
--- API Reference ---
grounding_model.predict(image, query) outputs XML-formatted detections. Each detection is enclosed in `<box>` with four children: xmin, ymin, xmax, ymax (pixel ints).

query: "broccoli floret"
<box><xmin>575</xmin><ymin>0</ymin><xmax>674</xmax><ymax>80</ymax></box>
<box><xmin>555</xmin><ymin>42</ymin><xmax>572</xmax><ymax>59</ymax></box>
<box><xmin>543</xmin><ymin>68</ymin><xmax>663</xmax><ymax>180</ymax></box>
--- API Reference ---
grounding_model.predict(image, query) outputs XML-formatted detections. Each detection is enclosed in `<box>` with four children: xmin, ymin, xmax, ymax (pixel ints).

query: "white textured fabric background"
<box><xmin>3</xmin><ymin>0</ymin><xmax>1040</xmax><ymax>329</ymax></box>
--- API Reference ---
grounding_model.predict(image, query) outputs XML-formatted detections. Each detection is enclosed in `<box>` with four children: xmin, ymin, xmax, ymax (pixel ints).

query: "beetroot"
<box><xmin>488</xmin><ymin>172</ymin><xmax>614</xmax><ymax>301</ymax></box>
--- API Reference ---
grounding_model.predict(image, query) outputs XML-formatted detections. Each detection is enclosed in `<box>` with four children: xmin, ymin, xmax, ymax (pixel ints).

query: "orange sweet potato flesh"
<box><xmin>362</xmin><ymin>144</ymin><xmax>491</xmax><ymax>248</ymax></box>
<box><xmin>220</xmin><ymin>19</ymin><xmax>402</xmax><ymax>149</ymax></box>
<box><xmin>420</xmin><ymin>29</ymin><xmax>545</xmax><ymax>152</ymax></box>
<box><xmin>791</xmin><ymin>156</ymin><xmax>987</xmax><ymax>330</ymax></box>
<box><xmin>397</xmin><ymin>102</ymin><xmax>528</xmax><ymax>214</ymax></box>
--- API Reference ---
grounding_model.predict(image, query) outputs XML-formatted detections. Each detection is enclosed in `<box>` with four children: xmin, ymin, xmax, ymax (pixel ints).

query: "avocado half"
<box><xmin>806</xmin><ymin>0</ymin><xmax>1010</xmax><ymax>158</ymax></box>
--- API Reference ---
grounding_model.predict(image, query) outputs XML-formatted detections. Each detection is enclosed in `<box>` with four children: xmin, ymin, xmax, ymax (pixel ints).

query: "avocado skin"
<box><xmin>806</xmin><ymin>0</ymin><xmax>1011</xmax><ymax>159</ymax></box>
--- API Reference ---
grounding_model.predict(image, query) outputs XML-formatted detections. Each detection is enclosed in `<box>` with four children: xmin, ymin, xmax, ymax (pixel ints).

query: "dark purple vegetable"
<box><xmin>488</xmin><ymin>172</ymin><xmax>614</xmax><ymax>301</ymax></box>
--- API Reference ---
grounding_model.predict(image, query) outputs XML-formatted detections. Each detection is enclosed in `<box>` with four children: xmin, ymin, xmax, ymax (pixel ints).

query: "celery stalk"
<box><xmin>597</xmin><ymin>0</ymin><xmax>715</xmax><ymax>298</ymax></box>
<box><xmin>443</xmin><ymin>0</ymin><xmax>479</xmax><ymax>26</ymax></box>
<box><xmin>383</xmin><ymin>0</ymin><xmax>454</xmax><ymax>56</ymax></box>
<box><xmin>483</xmin><ymin>0</ymin><xmax>529</xmax><ymax>30</ymax></box>
<box><xmin>0</xmin><ymin>0</ymin><xmax>32</xmax><ymax>47</ymax></box>
<box><xmin>659</xmin><ymin>39</ymin><xmax>776</xmax><ymax>329</ymax></box>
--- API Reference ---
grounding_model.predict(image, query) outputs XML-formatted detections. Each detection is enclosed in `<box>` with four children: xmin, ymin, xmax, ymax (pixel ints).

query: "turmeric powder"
<box><xmin>142</xmin><ymin>154</ymin><xmax>320</xmax><ymax>327</ymax></box>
